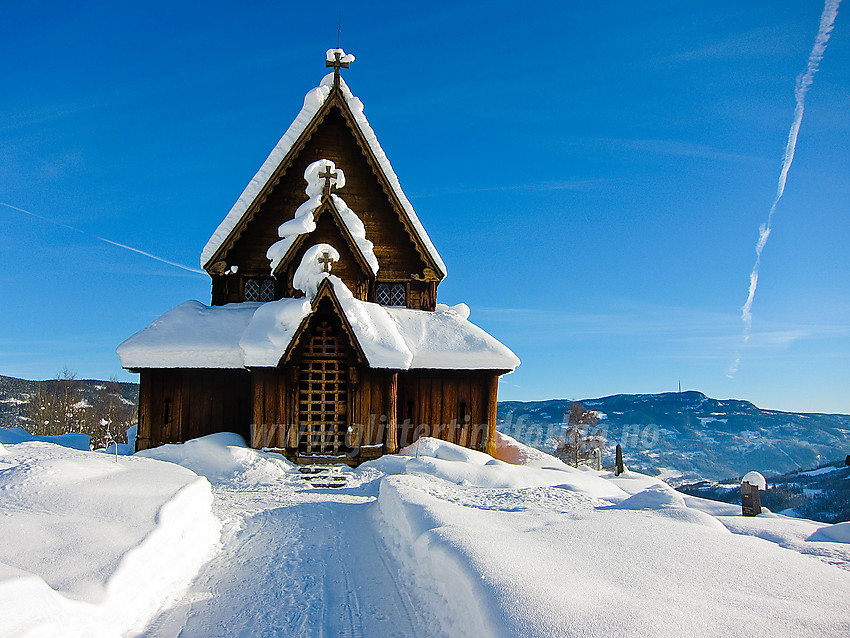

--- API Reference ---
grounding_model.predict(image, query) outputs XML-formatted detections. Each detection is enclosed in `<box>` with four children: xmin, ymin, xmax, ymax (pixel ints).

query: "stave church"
<box><xmin>118</xmin><ymin>50</ymin><xmax>519</xmax><ymax>464</ymax></box>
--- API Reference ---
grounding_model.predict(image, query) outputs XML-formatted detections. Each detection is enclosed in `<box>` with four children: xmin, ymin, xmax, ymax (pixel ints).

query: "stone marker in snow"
<box><xmin>741</xmin><ymin>471</ymin><xmax>765</xmax><ymax>517</ymax></box>
<box><xmin>615</xmin><ymin>443</ymin><xmax>625</xmax><ymax>476</ymax></box>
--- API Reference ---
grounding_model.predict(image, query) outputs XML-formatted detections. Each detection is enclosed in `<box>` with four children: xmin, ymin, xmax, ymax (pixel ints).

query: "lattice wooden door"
<box><xmin>297</xmin><ymin>319</ymin><xmax>349</xmax><ymax>456</ymax></box>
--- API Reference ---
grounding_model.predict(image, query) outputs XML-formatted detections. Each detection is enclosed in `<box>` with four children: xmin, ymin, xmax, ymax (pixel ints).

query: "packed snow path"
<box><xmin>143</xmin><ymin>470</ymin><xmax>437</xmax><ymax>637</ymax></box>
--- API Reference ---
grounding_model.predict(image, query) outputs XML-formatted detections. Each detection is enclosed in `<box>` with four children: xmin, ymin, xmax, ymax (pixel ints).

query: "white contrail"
<box><xmin>1</xmin><ymin>202</ymin><xmax>206</xmax><ymax>276</ymax></box>
<box><xmin>729</xmin><ymin>0</ymin><xmax>841</xmax><ymax>377</ymax></box>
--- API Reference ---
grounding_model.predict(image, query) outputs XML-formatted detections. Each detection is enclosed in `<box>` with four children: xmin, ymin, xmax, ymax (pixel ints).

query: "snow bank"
<box><xmin>493</xmin><ymin>430</ymin><xmax>552</xmax><ymax>465</ymax></box>
<box><xmin>614</xmin><ymin>482</ymin><xmax>687</xmax><ymax>508</ymax></box>
<box><xmin>375</xmin><ymin>475</ymin><xmax>507</xmax><ymax>638</ymax></box>
<box><xmin>610</xmin><ymin>483</ymin><xmax>730</xmax><ymax>531</ymax></box>
<box><xmin>808</xmin><ymin>521</ymin><xmax>850</xmax><ymax>543</ymax></box>
<box><xmin>401</xmin><ymin>436</ymin><xmax>493</xmax><ymax>464</ymax></box>
<box><xmin>0</xmin><ymin>442</ymin><xmax>221</xmax><ymax>637</ymax></box>
<box><xmin>372</xmin><ymin>437</ymin><xmax>850</xmax><ymax>638</ymax></box>
<box><xmin>367</xmin><ymin>437</ymin><xmax>627</xmax><ymax>499</ymax></box>
<box><xmin>0</xmin><ymin>426</ymin><xmax>90</xmax><ymax>451</ymax></box>
<box><xmin>136</xmin><ymin>432</ymin><xmax>293</xmax><ymax>485</ymax></box>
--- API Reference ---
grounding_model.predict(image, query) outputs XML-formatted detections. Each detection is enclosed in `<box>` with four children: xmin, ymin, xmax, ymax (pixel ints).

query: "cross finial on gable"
<box><xmin>326</xmin><ymin>50</ymin><xmax>349</xmax><ymax>88</ymax></box>
<box><xmin>318</xmin><ymin>165</ymin><xmax>338</xmax><ymax>197</ymax></box>
<box><xmin>318</xmin><ymin>251</ymin><xmax>335</xmax><ymax>273</ymax></box>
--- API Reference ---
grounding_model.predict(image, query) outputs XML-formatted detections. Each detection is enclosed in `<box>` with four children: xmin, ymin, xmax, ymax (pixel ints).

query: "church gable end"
<box><xmin>205</xmin><ymin>77</ymin><xmax>444</xmax><ymax>310</ymax></box>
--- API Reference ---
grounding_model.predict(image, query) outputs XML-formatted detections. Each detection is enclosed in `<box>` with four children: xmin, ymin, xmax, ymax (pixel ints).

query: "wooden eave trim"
<box><xmin>329</xmin><ymin>90</ymin><xmax>446</xmax><ymax>280</ymax></box>
<box><xmin>279</xmin><ymin>278</ymin><xmax>368</xmax><ymax>367</ymax></box>
<box><xmin>272</xmin><ymin>196</ymin><xmax>375</xmax><ymax>280</ymax></box>
<box><xmin>203</xmin><ymin>99</ymin><xmax>337</xmax><ymax>272</ymax></box>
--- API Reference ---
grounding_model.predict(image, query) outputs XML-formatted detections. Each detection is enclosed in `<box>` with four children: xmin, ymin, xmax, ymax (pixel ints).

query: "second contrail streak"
<box><xmin>1</xmin><ymin>202</ymin><xmax>206</xmax><ymax>276</ymax></box>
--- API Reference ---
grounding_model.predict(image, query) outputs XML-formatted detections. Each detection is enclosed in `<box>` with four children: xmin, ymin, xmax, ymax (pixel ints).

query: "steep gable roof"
<box><xmin>201</xmin><ymin>72</ymin><xmax>446</xmax><ymax>278</ymax></box>
<box><xmin>272</xmin><ymin>197</ymin><xmax>376</xmax><ymax>279</ymax></box>
<box><xmin>280</xmin><ymin>278</ymin><xmax>368</xmax><ymax>367</ymax></box>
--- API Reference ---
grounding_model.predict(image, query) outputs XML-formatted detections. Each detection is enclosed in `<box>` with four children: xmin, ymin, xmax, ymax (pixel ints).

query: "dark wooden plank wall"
<box><xmin>396</xmin><ymin>371</ymin><xmax>500</xmax><ymax>453</ymax></box>
<box><xmin>136</xmin><ymin>369</ymin><xmax>251</xmax><ymax>450</ymax></box>
<box><xmin>213</xmin><ymin>107</ymin><xmax>432</xmax><ymax>299</ymax></box>
<box><xmin>138</xmin><ymin>365</ymin><xmax>502</xmax><ymax>460</ymax></box>
<box><xmin>251</xmin><ymin>367</ymin><xmax>295</xmax><ymax>449</ymax></box>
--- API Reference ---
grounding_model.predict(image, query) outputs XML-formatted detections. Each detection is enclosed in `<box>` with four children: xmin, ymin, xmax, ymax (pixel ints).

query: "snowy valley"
<box><xmin>1</xmin><ymin>431</ymin><xmax>849</xmax><ymax>637</ymax></box>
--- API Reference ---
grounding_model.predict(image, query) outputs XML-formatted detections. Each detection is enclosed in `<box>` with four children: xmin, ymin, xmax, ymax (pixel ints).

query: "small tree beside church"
<box><xmin>555</xmin><ymin>402</ymin><xmax>605</xmax><ymax>468</ymax></box>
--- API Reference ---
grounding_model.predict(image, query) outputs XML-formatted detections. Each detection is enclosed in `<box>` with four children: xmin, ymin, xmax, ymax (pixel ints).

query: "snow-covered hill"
<box><xmin>1</xmin><ymin>432</ymin><xmax>849</xmax><ymax>637</ymax></box>
<box><xmin>499</xmin><ymin>391</ymin><xmax>850</xmax><ymax>482</ymax></box>
<box><xmin>0</xmin><ymin>375</ymin><xmax>138</xmax><ymax>427</ymax></box>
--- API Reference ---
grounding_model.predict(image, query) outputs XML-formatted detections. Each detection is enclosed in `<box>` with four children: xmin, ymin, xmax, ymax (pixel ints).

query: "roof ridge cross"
<box><xmin>325</xmin><ymin>50</ymin><xmax>350</xmax><ymax>88</ymax></box>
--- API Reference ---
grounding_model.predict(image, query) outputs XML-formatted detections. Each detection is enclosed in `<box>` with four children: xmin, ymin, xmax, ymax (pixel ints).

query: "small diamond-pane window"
<box><xmin>260</xmin><ymin>279</ymin><xmax>275</xmax><ymax>302</ymax></box>
<box><xmin>376</xmin><ymin>283</ymin><xmax>391</xmax><ymax>305</ymax></box>
<box><xmin>390</xmin><ymin>284</ymin><xmax>406</xmax><ymax>307</ymax></box>
<box><xmin>244</xmin><ymin>279</ymin><xmax>260</xmax><ymax>302</ymax></box>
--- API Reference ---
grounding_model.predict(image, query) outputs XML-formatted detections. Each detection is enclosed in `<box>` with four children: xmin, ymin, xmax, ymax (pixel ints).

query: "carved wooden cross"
<box><xmin>318</xmin><ymin>251</ymin><xmax>335</xmax><ymax>273</ymax></box>
<box><xmin>325</xmin><ymin>50</ymin><xmax>349</xmax><ymax>88</ymax></box>
<box><xmin>318</xmin><ymin>165</ymin><xmax>337</xmax><ymax>197</ymax></box>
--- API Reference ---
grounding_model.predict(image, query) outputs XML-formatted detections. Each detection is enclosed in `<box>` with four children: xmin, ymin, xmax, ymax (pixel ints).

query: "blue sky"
<box><xmin>2</xmin><ymin>1</ymin><xmax>848</xmax><ymax>413</ymax></box>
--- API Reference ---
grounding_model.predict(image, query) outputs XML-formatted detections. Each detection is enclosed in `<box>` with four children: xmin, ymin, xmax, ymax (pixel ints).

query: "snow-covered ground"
<box><xmin>1</xmin><ymin>431</ymin><xmax>849</xmax><ymax>637</ymax></box>
<box><xmin>0</xmin><ymin>438</ymin><xmax>220</xmax><ymax>637</ymax></box>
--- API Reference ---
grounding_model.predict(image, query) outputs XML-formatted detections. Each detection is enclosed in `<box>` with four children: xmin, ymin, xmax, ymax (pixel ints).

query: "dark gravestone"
<box><xmin>615</xmin><ymin>444</ymin><xmax>625</xmax><ymax>476</ymax></box>
<box><xmin>741</xmin><ymin>481</ymin><xmax>762</xmax><ymax>517</ymax></box>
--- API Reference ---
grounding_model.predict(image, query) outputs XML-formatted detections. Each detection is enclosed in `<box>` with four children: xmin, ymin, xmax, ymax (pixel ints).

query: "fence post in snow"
<box><xmin>615</xmin><ymin>444</ymin><xmax>625</xmax><ymax>476</ymax></box>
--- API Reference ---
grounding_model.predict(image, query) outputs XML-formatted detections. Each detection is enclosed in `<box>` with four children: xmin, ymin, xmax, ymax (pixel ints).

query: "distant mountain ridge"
<box><xmin>0</xmin><ymin>374</ymin><xmax>138</xmax><ymax>429</ymax></box>
<box><xmin>498</xmin><ymin>390</ymin><xmax>850</xmax><ymax>483</ymax></box>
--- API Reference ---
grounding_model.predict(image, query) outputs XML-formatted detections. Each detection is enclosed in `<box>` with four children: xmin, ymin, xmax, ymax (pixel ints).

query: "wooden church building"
<box><xmin>118</xmin><ymin>50</ymin><xmax>519</xmax><ymax>464</ymax></box>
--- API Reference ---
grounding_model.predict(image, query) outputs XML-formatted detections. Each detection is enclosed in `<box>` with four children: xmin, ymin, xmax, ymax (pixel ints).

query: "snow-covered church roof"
<box><xmin>200</xmin><ymin>64</ymin><xmax>446</xmax><ymax>277</ymax></box>
<box><xmin>120</xmin><ymin>248</ymin><xmax>517</xmax><ymax>371</ymax></box>
<box><xmin>117</xmin><ymin>293</ymin><xmax>519</xmax><ymax>372</ymax></box>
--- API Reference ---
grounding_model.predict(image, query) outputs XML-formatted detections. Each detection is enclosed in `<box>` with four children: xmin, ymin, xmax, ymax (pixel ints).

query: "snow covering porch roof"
<box><xmin>200</xmin><ymin>72</ymin><xmax>446</xmax><ymax>277</ymax></box>
<box><xmin>117</xmin><ymin>294</ymin><xmax>519</xmax><ymax>373</ymax></box>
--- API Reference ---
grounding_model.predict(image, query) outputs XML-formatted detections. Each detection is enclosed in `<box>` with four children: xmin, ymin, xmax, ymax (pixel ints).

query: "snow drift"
<box><xmin>0</xmin><ymin>441</ymin><xmax>221</xmax><ymax>637</ymax></box>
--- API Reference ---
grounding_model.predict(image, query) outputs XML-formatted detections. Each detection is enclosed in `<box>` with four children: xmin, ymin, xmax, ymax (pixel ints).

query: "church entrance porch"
<box><xmin>296</xmin><ymin>318</ymin><xmax>351</xmax><ymax>460</ymax></box>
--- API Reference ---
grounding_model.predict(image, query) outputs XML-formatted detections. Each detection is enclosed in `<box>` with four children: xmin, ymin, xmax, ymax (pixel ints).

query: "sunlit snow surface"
<box><xmin>0</xmin><ymin>440</ymin><xmax>220</xmax><ymax>637</ymax></box>
<box><xmin>1</xmin><ymin>432</ymin><xmax>849</xmax><ymax>637</ymax></box>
